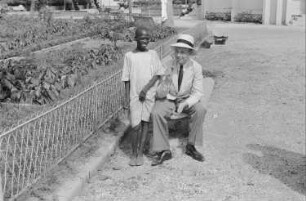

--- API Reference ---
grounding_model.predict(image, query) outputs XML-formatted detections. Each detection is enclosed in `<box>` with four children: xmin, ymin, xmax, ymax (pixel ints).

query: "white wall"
<box><xmin>235</xmin><ymin>0</ymin><xmax>263</xmax><ymax>14</ymax></box>
<box><xmin>205</xmin><ymin>0</ymin><xmax>305</xmax><ymax>24</ymax></box>
<box><xmin>206</xmin><ymin>0</ymin><xmax>263</xmax><ymax>13</ymax></box>
<box><xmin>283</xmin><ymin>0</ymin><xmax>305</xmax><ymax>24</ymax></box>
<box><xmin>100</xmin><ymin>0</ymin><xmax>119</xmax><ymax>7</ymax></box>
<box><xmin>301</xmin><ymin>0</ymin><xmax>306</xmax><ymax>13</ymax></box>
<box><xmin>288</xmin><ymin>0</ymin><xmax>306</xmax><ymax>14</ymax></box>
<box><xmin>270</xmin><ymin>0</ymin><xmax>278</xmax><ymax>24</ymax></box>
<box><xmin>206</xmin><ymin>0</ymin><xmax>232</xmax><ymax>12</ymax></box>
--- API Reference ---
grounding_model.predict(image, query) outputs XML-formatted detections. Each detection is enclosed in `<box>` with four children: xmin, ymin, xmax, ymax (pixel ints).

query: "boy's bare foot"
<box><xmin>128</xmin><ymin>156</ymin><xmax>137</xmax><ymax>166</ymax></box>
<box><xmin>135</xmin><ymin>154</ymin><xmax>144</xmax><ymax>166</ymax></box>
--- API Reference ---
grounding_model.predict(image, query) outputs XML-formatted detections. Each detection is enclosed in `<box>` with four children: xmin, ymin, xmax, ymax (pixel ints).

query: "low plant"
<box><xmin>134</xmin><ymin>0</ymin><xmax>161</xmax><ymax>7</ymax></box>
<box><xmin>205</xmin><ymin>11</ymin><xmax>231</xmax><ymax>21</ymax></box>
<box><xmin>0</xmin><ymin>44</ymin><xmax>122</xmax><ymax>105</ymax></box>
<box><xmin>0</xmin><ymin>14</ymin><xmax>132</xmax><ymax>59</ymax></box>
<box><xmin>150</xmin><ymin>25</ymin><xmax>177</xmax><ymax>42</ymax></box>
<box><xmin>234</xmin><ymin>12</ymin><xmax>262</xmax><ymax>24</ymax></box>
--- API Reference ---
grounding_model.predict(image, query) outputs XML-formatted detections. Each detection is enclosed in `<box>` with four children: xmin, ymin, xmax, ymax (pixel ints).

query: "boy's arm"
<box><xmin>139</xmin><ymin>75</ymin><xmax>161</xmax><ymax>102</ymax></box>
<box><xmin>124</xmin><ymin>81</ymin><xmax>130</xmax><ymax>109</ymax></box>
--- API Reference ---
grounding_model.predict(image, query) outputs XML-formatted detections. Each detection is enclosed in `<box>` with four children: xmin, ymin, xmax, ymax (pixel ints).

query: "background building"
<box><xmin>204</xmin><ymin>0</ymin><xmax>305</xmax><ymax>25</ymax></box>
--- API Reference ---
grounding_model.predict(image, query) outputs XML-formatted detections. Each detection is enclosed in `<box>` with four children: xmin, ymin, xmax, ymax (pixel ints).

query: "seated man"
<box><xmin>151</xmin><ymin>34</ymin><xmax>207</xmax><ymax>166</ymax></box>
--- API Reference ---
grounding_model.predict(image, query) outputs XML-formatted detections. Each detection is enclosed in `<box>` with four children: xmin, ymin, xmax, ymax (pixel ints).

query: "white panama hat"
<box><xmin>170</xmin><ymin>34</ymin><xmax>195</xmax><ymax>50</ymax></box>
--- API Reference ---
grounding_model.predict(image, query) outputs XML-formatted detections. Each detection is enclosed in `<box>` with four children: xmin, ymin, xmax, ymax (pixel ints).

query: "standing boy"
<box><xmin>122</xmin><ymin>27</ymin><xmax>164</xmax><ymax>166</ymax></box>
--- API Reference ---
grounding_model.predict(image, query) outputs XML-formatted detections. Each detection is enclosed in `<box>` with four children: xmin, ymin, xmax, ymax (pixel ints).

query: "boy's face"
<box><xmin>136</xmin><ymin>37</ymin><xmax>150</xmax><ymax>51</ymax></box>
<box><xmin>135</xmin><ymin>29</ymin><xmax>150</xmax><ymax>51</ymax></box>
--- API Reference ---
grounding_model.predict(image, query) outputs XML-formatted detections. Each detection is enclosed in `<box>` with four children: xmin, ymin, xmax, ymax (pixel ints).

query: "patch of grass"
<box><xmin>202</xmin><ymin>69</ymin><xmax>225</xmax><ymax>78</ymax></box>
<box><xmin>234</xmin><ymin>12</ymin><xmax>262</xmax><ymax>24</ymax></box>
<box><xmin>205</xmin><ymin>12</ymin><xmax>231</xmax><ymax>21</ymax></box>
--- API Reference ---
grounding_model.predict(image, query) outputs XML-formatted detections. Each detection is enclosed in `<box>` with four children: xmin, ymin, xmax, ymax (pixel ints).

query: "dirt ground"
<box><xmin>73</xmin><ymin>22</ymin><xmax>305</xmax><ymax>201</ymax></box>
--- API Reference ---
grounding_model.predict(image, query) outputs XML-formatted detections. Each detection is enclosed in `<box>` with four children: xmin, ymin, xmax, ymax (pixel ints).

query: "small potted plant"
<box><xmin>214</xmin><ymin>35</ymin><xmax>228</xmax><ymax>45</ymax></box>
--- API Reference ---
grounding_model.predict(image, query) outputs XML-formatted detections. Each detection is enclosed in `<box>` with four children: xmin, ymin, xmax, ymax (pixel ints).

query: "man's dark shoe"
<box><xmin>185</xmin><ymin>144</ymin><xmax>205</xmax><ymax>162</ymax></box>
<box><xmin>151</xmin><ymin>150</ymin><xmax>172</xmax><ymax>166</ymax></box>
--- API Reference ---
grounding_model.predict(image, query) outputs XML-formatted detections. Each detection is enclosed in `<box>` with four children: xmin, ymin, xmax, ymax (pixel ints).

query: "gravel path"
<box><xmin>73</xmin><ymin>23</ymin><xmax>305</xmax><ymax>201</ymax></box>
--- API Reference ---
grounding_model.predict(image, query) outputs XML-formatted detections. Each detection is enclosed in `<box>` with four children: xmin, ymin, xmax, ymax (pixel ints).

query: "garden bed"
<box><xmin>205</xmin><ymin>11</ymin><xmax>231</xmax><ymax>21</ymax></box>
<box><xmin>0</xmin><ymin>42</ymin><xmax>127</xmax><ymax>128</ymax></box>
<box><xmin>0</xmin><ymin>27</ymin><xmax>178</xmax><ymax>200</ymax></box>
<box><xmin>0</xmin><ymin>12</ymin><xmax>176</xmax><ymax>60</ymax></box>
<box><xmin>234</xmin><ymin>12</ymin><xmax>262</xmax><ymax>24</ymax></box>
<box><xmin>0</xmin><ymin>12</ymin><xmax>134</xmax><ymax>60</ymax></box>
<box><xmin>0</xmin><ymin>23</ymin><xmax>177</xmax><ymax>129</ymax></box>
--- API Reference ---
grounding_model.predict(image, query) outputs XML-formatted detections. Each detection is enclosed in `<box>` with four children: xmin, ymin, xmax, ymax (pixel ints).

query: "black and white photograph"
<box><xmin>0</xmin><ymin>0</ymin><xmax>305</xmax><ymax>200</ymax></box>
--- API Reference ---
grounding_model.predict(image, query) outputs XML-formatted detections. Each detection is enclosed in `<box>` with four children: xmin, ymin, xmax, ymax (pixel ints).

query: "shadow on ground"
<box><xmin>118</xmin><ymin>120</ymin><xmax>189</xmax><ymax>158</ymax></box>
<box><xmin>118</xmin><ymin>125</ymin><xmax>135</xmax><ymax>158</ymax></box>
<box><xmin>243</xmin><ymin>144</ymin><xmax>306</xmax><ymax>195</ymax></box>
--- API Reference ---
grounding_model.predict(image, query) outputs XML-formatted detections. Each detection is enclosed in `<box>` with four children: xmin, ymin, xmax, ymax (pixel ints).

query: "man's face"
<box><xmin>174</xmin><ymin>47</ymin><xmax>191</xmax><ymax>65</ymax></box>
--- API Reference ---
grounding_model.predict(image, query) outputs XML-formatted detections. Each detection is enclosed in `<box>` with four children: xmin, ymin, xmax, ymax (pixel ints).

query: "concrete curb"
<box><xmin>54</xmin><ymin>123</ymin><xmax>130</xmax><ymax>201</ymax></box>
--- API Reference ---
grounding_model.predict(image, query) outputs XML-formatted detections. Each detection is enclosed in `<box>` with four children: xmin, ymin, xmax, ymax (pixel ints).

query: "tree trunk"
<box><xmin>128</xmin><ymin>0</ymin><xmax>133</xmax><ymax>22</ymax></box>
<box><xmin>30</xmin><ymin>0</ymin><xmax>35</xmax><ymax>12</ymax></box>
<box><xmin>198</xmin><ymin>0</ymin><xmax>205</xmax><ymax>20</ymax></box>
<box><xmin>163</xmin><ymin>0</ymin><xmax>174</xmax><ymax>27</ymax></box>
<box><xmin>0</xmin><ymin>174</ymin><xmax>3</xmax><ymax>201</ymax></box>
<box><xmin>72</xmin><ymin>0</ymin><xmax>80</xmax><ymax>10</ymax></box>
<box><xmin>93</xmin><ymin>0</ymin><xmax>100</xmax><ymax>9</ymax></box>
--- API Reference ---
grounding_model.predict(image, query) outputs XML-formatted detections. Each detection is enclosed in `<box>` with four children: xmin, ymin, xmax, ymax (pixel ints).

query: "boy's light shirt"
<box><xmin>121</xmin><ymin>50</ymin><xmax>164</xmax><ymax>127</ymax></box>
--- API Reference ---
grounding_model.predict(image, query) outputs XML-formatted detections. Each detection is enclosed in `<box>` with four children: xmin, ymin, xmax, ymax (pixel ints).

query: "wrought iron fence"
<box><xmin>0</xmin><ymin>21</ymin><xmax>207</xmax><ymax>200</ymax></box>
<box><xmin>0</xmin><ymin>71</ymin><xmax>124</xmax><ymax>199</ymax></box>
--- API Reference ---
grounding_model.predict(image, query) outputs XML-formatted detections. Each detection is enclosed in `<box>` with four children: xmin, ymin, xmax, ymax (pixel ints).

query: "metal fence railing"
<box><xmin>0</xmin><ymin>71</ymin><xmax>124</xmax><ymax>199</ymax></box>
<box><xmin>0</xmin><ymin>21</ymin><xmax>207</xmax><ymax>200</ymax></box>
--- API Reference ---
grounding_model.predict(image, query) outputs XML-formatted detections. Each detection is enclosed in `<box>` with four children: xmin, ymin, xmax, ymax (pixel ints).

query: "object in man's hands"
<box><xmin>170</xmin><ymin>111</ymin><xmax>188</xmax><ymax>120</ymax></box>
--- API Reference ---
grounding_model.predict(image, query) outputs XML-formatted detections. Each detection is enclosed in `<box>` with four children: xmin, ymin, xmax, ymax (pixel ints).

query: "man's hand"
<box><xmin>139</xmin><ymin>89</ymin><xmax>147</xmax><ymax>102</ymax></box>
<box><xmin>177</xmin><ymin>101</ymin><xmax>188</xmax><ymax>113</ymax></box>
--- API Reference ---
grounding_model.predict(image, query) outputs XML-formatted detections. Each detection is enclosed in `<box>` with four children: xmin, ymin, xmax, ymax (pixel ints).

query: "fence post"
<box><xmin>160</xmin><ymin>45</ymin><xmax>163</xmax><ymax>59</ymax></box>
<box><xmin>0</xmin><ymin>173</ymin><xmax>3</xmax><ymax>201</ymax></box>
<box><xmin>128</xmin><ymin>0</ymin><xmax>133</xmax><ymax>22</ymax></box>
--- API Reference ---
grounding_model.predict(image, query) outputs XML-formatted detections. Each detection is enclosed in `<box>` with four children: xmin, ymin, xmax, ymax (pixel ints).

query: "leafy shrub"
<box><xmin>0</xmin><ymin>15</ymin><xmax>132</xmax><ymax>59</ymax></box>
<box><xmin>95</xmin><ymin>18</ymin><xmax>177</xmax><ymax>44</ymax></box>
<box><xmin>134</xmin><ymin>0</ymin><xmax>161</xmax><ymax>7</ymax></box>
<box><xmin>234</xmin><ymin>12</ymin><xmax>262</xmax><ymax>24</ymax></box>
<box><xmin>5</xmin><ymin>0</ymin><xmax>29</xmax><ymax>6</ymax></box>
<box><xmin>0</xmin><ymin>44</ymin><xmax>122</xmax><ymax>104</ymax></box>
<box><xmin>173</xmin><ymin>0</ymin><xmax>196</xmax><ymax>4</ymax></box>
<box><xmin>150</xmin><ymin>26</ymin><xmax>177</xmax><ymax>42</ymax></box>
<box><xmin>205</xmin><ymin>11</ymin><xmax>231</xmax><ymax>21</ymax></box>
